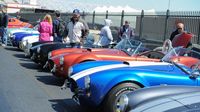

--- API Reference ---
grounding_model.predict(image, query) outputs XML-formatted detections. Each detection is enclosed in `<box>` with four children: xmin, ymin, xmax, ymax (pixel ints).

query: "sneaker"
<box><xmin>1</xmin><ymin>44</ymin><xmax>6</xmax><ymax>47</ymax></box>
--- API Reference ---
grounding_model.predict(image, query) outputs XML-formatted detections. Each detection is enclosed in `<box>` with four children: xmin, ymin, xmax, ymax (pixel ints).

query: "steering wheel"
<box><xmin>162</xmin><ymin>39</ymin><xmax>173</xmax><ymax>54</ymax></box>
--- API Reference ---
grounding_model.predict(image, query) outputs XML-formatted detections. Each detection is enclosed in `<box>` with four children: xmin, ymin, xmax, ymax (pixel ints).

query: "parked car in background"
<box><xmin>48</xmin><ymin>38</ymin><xmax>153</xmax><ymax>78</ymax></box>
<box><xmin>119</xmin><ymin>85</ymin><xmax>200</xmax><ymax>112</ymax></box>
<box><xmin>67</xmin><ymin>47</ymin><xmax>200</xmax><ymax>112</ymax></box>
<box><xmin>8</xmin><ymin>17</ymin><xmax>33</xmax><ymax>28</ymax></box>
<box><xmin>31</xmin><ymin>33</ymin><xmax>97</xmax><ymax>67</ymax></box>
<box><xmin>19</xmin><ymin>35</ymin><xmax>39</xmax><ymax>52</ymax></box>
<box><xmin>11</xmin><ymin>31</ymin><xmax>39</xmax><ymax>47</ymax></box>
<box><xmin>31</xmin><ymin>42</ymin><xmax>69</xmax><ymax>65</ymax></box>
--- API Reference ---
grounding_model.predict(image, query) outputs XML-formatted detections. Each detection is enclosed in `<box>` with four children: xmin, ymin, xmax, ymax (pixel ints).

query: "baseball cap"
<box><xmin>73</xmin><ymin>9</ymin><xmax>80</xmax><ymax>14</ymax></box>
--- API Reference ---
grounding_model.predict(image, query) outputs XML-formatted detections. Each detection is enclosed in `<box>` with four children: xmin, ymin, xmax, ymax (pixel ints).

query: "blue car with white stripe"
<box><xmin>66</xmin><ymin>47</ymin><xmax>200</xmax><ymax>112</ymax></box>
<box><xmin>12</xmin><ymin>31</ymin><xmax>39</xmax><ymax>47</ymax></box>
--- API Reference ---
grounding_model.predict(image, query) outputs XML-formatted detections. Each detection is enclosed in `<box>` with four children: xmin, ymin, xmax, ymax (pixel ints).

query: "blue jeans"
<box><xmin>0</xmin><ymin>27</ymin><xmax>7</xmax><ymax>45</ymax></box>
<box><xmin>54</xmin><ymin>36</ymin><xmax>63</xmax><ymax>42</ymax></box>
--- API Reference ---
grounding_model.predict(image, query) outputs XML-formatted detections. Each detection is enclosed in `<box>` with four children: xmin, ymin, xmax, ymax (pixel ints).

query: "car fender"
<box><xmin>101</xmin><ymin>73</ymin><xmax>149</xmax><ymax>96</ymax></box>
<box><xmin>72</xmin><ymin>53</ymin><xmax>101</xmax><ymax>64</ymax></box>
<box><xmin>89</xmin><ymin>71</ymin><xmax>150</xmax><ymax>105</ymax></box>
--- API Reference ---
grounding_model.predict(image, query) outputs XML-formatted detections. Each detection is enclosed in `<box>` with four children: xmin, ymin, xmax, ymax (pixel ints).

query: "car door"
<box><xmin>140</xmin><ymin>64</ymin><xmax>198</xmax><ymax>86</ymax></box>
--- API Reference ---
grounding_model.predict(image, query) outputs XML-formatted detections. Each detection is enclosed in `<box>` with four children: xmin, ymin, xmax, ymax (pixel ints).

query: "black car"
<box><xmin>30</xmin><ymin>42</ymin><xmax>67</xmax><ymax>64</ymax></box>
<box><xmin>118</xmin><ymin>85</ymin><xmax>200</xmax><ymax>112</ymax></box>
<box><xmin>28</xmin><ymin>41</ymin><xmax>52</xmax><ymax>57</ymax></box>
<box><xmin>30</xmin><ymin>34</ymin><xmax>96</xmax><ymax>67</ymax></box>
<box><xmin>34</xmin><ymin>42</ymin><xmax>71</xmax><ymax>66</ymax></box>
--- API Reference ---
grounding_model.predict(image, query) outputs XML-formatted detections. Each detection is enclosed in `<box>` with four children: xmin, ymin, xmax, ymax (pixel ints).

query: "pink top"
<box><xmin>38</xmin><ymin>20</ymin><xmax>53</xmax><ymax>42</ymax></box>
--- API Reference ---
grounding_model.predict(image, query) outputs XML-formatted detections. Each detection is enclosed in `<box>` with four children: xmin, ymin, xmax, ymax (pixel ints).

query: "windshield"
<box><xmin>162</xmin><ymin>47</ymin><xmax>200</xmax><ymax>62</ymax></box>
<box><xmin>162</xmin><ymin>46</ymin><xmax>200</xmax><ymax>74</ymax></box>
<box><xmin>82</xmin><ymin>33</ymin><xmax>95</xmax><ymax>48</ymax></box>
<box><xmin>114</xmin><ymin>38</ymin><xmax>142</xmax><ymax>56</ymax></box>
<box><xmin>82</xmin><ymin>34</ymin><xmax>143</xmax><ymax>55</ymax></box>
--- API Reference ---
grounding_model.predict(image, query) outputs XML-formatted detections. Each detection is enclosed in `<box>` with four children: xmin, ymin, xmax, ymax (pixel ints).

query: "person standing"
<box><xmin>66</xmin><ymin>9</ymin><xmax>89</xmax><ymax>48</ymax></box>
<box><xmin>118</xmin><ymin>20</ymin><xmax>134</xmax><ymax>41</ymax></box>
<box><xmin>170</xmin><ymin>22</ymin><xmax>185</xmax><ymax>41</ymax></box>
<box><xmin>38</xmin><ymin>14</ymin><xmax>53</xmax><ymax>42</ymax></box>
<box><xmin>53</xmin><ymin>11</ymin><xmax>66</xmax><ymax>42</ymax></box>
<box><xmin>170</xmin><ymin>22</ymin><xmax>192</xmax><ymax>48</ymax></box>
<box><xmin>98</xmin><ymin>19</ymin><xmax>113</xmax><ymax>47</ymax></box>
<box><xmin>0</xmin><ymin>6</ymin><xmax>8</xmax><ymax>47</ymax></box>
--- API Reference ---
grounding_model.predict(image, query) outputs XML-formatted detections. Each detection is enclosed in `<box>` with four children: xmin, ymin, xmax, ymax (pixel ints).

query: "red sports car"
<box><xmin>48</xmin><ymin>39</ymin><xmax>164</xmax><ymax>78</ymax></box>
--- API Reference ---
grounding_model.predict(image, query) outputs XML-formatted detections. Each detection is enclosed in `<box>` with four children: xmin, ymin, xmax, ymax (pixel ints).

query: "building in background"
<box><xmin>1</xmin><ymin>0</ymin><xmax>40</xmax><ymax>13</ymax></box>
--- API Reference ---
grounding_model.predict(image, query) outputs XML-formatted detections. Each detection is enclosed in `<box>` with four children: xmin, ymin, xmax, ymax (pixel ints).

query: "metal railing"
<box><xmin>10</xmin><ymin>10</ymin><xmax>200</xmax><ymax>44</ymax></box>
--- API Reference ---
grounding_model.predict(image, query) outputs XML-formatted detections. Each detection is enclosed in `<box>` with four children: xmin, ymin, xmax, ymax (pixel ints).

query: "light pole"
<box><xmin>168</xmin><ymin>0</ymin><xmax>171</xmax><ymax>10</ymax></box>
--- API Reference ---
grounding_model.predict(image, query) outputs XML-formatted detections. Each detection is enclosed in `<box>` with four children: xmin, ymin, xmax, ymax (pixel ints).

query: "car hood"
<box><xmin>22</xmin><ymin>35</ymin><xmax>39</xmax><ymax>41</ymax></box>
<box><xmin>128</xmin><ymin>86</ymin><xmax>200</xmax><ymax>112</ymax></box>
<box><xmin>31</xmin><ymin>42</ymin><xmax>60</xmax><ymax>50</ymax></box>
<box><xmin>71</xmin><ymin>60</ymin><xmax>124</xmax><ymax>75</ymax></box>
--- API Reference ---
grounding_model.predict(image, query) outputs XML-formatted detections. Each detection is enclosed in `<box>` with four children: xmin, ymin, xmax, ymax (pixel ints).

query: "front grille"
<box><xmin>48</xmin><ymin>59</ymin><xmax>55</xmax><ymax>70</ymax></box>
<box><xmin>69</xmin><ymin>78</ymin><xmax>78</xmax><ymax>92</ymax></box>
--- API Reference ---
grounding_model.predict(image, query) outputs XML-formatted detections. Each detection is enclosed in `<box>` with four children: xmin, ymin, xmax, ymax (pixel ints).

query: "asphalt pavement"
<box><xmin>0</xmin><ymin>46</ymin><xmax>83</xmax><ymax>112</ymax></box>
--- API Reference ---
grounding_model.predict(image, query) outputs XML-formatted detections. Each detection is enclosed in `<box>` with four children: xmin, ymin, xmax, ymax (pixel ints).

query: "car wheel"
<box><xmin>103</xmin><ymin>83</ymin><xmax>141</xmax><ymax>112</ymax></box>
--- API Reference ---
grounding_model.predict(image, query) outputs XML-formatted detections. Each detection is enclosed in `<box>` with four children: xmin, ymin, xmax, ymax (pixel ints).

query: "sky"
<box><xmin>70</xmin><ymin>0</ymin><xmax>200</xmax><ymax>11</ymax></box>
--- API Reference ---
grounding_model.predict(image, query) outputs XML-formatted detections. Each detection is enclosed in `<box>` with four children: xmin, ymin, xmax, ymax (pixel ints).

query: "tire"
<box><xmin>103</xmin><ymin>83</ymin><xmax>141</xmax><ymax>112</ymax></box>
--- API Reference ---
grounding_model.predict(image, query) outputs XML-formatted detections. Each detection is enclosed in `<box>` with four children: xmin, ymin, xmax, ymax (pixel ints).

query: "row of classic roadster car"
<box><xmin>60</xmin><ymin>47</ymin><xmax>200</xmax><ymax>112</ymax></box>
<box><xmin>7</xmin><ymin>26</ymin><xmax>200</xmax><ymax>112</ymax></box>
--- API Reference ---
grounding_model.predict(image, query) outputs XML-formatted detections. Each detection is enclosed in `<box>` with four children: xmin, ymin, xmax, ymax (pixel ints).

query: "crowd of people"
<box><xmin>0</xmin><ymin>8</ymin><xmax>194</xmax><ymax>49</ymax></box>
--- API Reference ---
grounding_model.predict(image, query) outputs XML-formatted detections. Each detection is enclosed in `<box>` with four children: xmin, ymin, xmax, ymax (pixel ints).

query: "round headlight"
<box><xmin>68</xmin><ymin>67</ymin><xmax>73</xmax><ymax>77</ymax></box>
<box><xmin>37</xmin><ymin>47</ymin><xmax>41</xmax><ymax>53</ymax></box>
<box><xmin>118</xmin><ymin>94</ymin><xmax>129</xmax><ymax>112</ymax></box>
<box><xmin>8</xmin><ymin>33</ymin><xmax>11</xmax><ymax>37</ymax></box>
<box><xmin>48</xmin><ymin>52</ymin><xmax>52</xmax><ymax>59</ymax></box>
<box><xmin>59</xmin><ymin>56</ymin><xmax>64</xmax><ymax>65</ymax></box>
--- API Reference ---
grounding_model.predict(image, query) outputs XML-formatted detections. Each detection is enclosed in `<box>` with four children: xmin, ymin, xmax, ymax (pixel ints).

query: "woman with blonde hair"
<box><xmin>38</xmin><ymin>14</ymin><xmax>53</xmax><ymax>42</ymax></box>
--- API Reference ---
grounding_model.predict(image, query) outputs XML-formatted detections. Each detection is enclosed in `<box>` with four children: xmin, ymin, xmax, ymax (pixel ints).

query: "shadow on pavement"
<box><xmin>36</xmin><ymin>75</ymin><xmax>65</xmax><ymax>86</ymax></box>
<box><xmin>49</xmin><ymin>99</ymin><xmax>83</xmax><ymax>112</ymax></box>
<box><xmin>13</xmin><ymin>53</ymin><xmax>26</xmax><ymax>59</ymax></box>
<box><xmin>19</xmin><ymin>58</ymin><xmax>32</xmax><ymax>62</ymax></box>
<box><xmin>20</xmin><ymin>61</ymin><xmax>51</xmax><ymax>73</ymax></box>
<box><xmin>20</xmin><ymin>62</ymin><xmax>41</xmax><ymax>70</ymax></box>
<box><xmin>4</xmin><ymin>47</ymin><xmax>22</xmax><ymax>52</ymax></box>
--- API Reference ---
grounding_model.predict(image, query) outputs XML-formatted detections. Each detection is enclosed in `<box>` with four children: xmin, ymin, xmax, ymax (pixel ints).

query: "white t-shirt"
<box><xmin>67</xmin><ymin>21</ymin><xmax>85</xmax><ymax>43</ymax></box>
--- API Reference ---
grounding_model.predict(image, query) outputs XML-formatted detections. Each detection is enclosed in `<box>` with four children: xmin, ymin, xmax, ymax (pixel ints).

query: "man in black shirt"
<box><xmin>0</xmin><ymin>7</ymin><xmax>8</xmax><ymax>46</ymax></box>
<box><xmin>53</xmin><ymin>11</ymin><xmax>66</xmax><ymax>42</ymax></box>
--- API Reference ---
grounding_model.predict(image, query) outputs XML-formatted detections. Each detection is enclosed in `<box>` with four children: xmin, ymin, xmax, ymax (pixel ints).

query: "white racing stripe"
<box><xmin>127</xmin><ymin>61</ymin><xmax>170</xmax><ymax>66</ymax></box>
<box><xmin>71</xmin><ymin>61</ymin><xmax>170</xmax><ymax>81</ymax></box>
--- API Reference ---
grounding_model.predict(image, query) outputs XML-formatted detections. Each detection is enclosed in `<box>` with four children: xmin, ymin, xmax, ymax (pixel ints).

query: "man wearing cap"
<box><xmin>65</xmin><ymin>9</ymin><xmax>89</xmax><ymax>47</ymax></box>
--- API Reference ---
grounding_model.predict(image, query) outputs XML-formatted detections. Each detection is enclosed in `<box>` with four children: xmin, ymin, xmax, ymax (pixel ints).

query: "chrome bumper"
<box><xmin>43</xmin><ymin>61</ymin><xmax>48</xmax><ymax>69</ymax></box>
<box><xmin>72</xmin><ymin>93</ymin><xmax>80</xmax><ymax>105</ymax></box>
<box><xmin>51</xmin><ymin>64</ymin><xmax>56</xmax><ymax>73</ymax></box>
<box><xmin>31</xmin><ymin>53</ymin><xmax>36</xmax><ymax>60</ymax></box>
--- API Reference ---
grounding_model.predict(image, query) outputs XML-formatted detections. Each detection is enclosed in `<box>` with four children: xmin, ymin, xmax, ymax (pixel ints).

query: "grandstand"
<box><xmin>36</xmin><ymin>0</ymin><xmax>97</xmax><ymax>12</ymax></box>
<box><xmin>2</xmin><ymin>0</ymin><xmax>97</xmax><ymax>13</ymax></box>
